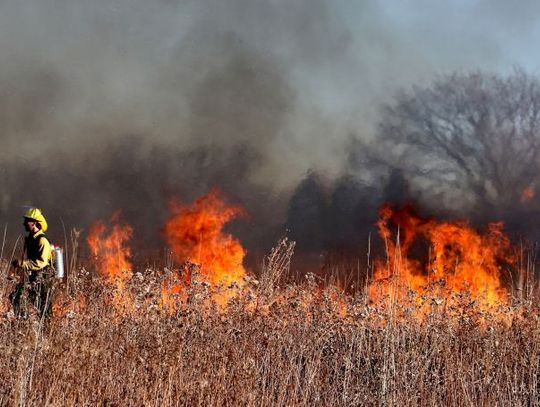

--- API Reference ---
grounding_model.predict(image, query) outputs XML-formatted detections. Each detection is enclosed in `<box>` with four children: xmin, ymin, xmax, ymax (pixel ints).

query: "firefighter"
<box><xmin>10</xmin><ymin>208</ymin><xmax>54</xmax><ymax>319</ymax></box>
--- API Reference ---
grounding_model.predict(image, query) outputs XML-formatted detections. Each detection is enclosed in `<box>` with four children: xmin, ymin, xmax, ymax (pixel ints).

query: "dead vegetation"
<box><xmin>0</xmin><ymin>239</ymin><xmax>539</xmax><ymax>406</ymax></box>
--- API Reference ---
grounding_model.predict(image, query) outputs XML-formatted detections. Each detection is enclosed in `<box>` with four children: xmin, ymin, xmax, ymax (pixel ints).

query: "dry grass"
<box><xmin>0</xmin><ymin>242</ymin><xmax>539</xmax><ymax>406</ymax></box>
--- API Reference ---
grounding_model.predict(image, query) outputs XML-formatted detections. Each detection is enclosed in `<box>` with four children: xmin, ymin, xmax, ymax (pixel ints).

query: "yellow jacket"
<box><xmin>22</xmin><ymin>230</ymin><xmax>52</xmax><ymax>271</ymax></box>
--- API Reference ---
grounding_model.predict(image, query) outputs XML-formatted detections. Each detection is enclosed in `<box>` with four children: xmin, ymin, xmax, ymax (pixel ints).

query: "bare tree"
<box><xmin>372</xmin><ymin>69</ymin><xmax>540</xmax><ymax>213</ymax></box>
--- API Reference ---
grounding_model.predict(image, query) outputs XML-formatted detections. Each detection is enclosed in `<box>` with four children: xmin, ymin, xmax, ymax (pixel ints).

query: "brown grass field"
<box><xmin>0</xmin><ymin>237</ymin><xmax>540</xmax><ymax>407</ymax></box>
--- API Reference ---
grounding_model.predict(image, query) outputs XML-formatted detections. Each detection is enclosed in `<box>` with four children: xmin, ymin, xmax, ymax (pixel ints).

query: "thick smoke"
<box><xmin>1</xmin><ymin>0</ymin><xmax>539</xmax><ymax>265</ymax></box>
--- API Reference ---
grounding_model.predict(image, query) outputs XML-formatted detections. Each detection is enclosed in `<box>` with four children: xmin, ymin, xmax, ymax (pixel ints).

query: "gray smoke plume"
<box><xmin>1</xmin><ymin>0</ymin><xmax>539</xmax><ymax>263</ymax></box>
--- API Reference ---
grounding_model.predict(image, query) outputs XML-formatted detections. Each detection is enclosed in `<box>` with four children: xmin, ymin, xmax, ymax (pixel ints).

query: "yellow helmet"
<box><xmin>24</xmin><ymin>208</ymin><xmax>48</xmax><ymax>232</ymax></box>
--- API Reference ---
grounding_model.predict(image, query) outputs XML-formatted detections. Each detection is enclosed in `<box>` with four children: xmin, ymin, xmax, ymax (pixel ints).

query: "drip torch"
<box><xmin>51</xmin><ymin>244</ymin><xmax>65</xmax><ymax>279</ymax></box>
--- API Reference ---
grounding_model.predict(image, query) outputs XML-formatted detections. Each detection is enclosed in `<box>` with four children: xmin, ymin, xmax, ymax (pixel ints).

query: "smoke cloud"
<box><xmin>1</xmin><ymin>0</ymin><xmax>539</xmax><ymax>262</ymax></box>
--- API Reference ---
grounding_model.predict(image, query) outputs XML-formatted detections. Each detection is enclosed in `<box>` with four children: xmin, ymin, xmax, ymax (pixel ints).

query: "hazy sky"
<box><xmin>2</xmin><ymin>0</ymin><xmax>540</xmax><ymax>236</ymax></box>
<box><xmin>2</xmin><ymin>1</ymin><xmax>540</xmax><ymax>183</ymax></box>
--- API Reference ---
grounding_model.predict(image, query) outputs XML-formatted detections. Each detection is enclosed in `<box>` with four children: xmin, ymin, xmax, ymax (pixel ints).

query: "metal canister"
<box><xmin>53</xmin><ymin>246</ymin><xmax>65</xmax><ymax>279</ymax></box>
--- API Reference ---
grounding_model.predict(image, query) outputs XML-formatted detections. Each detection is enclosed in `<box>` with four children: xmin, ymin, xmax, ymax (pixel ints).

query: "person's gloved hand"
<box><xmin>11</xmin><ymin>259</ymin><xmax>22</xmax><ymax>268</ymax></box>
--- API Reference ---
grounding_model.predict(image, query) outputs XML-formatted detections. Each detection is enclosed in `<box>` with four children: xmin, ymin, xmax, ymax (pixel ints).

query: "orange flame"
<box><xmin>369</xmin><ymin>204</ymin><xmax>515</xmax><ymax>313</ymax></box>
<box><xmin>163</xmin><ymin>189</ymin><xmax>247</xmax><ymax>307</ymax></box>
<box><xmin>87</xmin><ymin>211</ymin><xmax>133</xmax><ymax>289</ymax></box>
<box><xmin>521</xmin><ymin>186</ymin><xmax>534</xmax><ymax>202</ymax></box>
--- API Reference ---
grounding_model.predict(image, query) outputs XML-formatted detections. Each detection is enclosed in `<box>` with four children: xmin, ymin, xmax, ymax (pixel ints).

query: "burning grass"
<box><xmin>1</xmin><ymin>193</ymin><xmax>540</xmax><ymax>405</ymax></box>
<box><xmin>0</xmin><ymin>258</ymin><xmax>540</xmax><ymax>406</ymax></box>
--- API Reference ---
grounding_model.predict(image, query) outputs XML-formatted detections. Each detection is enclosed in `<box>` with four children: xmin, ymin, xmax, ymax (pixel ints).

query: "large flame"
<box><xmin>87</xmin><ymin>211</ymin><xmax>133</xmax><ymax>289</ymax></box>
<box><xmin>163</xmin><ymin>189</ymin><xmax>247</xmax><ymax>307</ymax></box>
<box><xmin>369</xmin><ymin>204</ymin><xmax>515</xmax><ymax>312</ymax></box>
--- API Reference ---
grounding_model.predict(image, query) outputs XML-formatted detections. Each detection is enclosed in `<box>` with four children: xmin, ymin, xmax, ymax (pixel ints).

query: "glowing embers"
<box><xmin>369</xmin><ymin>204</ymin><xmax>515</xmax><ymax>316</ymax></box>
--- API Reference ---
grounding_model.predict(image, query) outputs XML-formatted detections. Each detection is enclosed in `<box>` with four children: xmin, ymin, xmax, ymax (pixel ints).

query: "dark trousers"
<box><xmin>10</xmin><ymin>270</ymin><xmax>54</xmax><ymax>319</ymax></box>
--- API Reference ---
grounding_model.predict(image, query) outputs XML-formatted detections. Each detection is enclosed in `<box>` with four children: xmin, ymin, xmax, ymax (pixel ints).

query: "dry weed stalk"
<box><xmin>260</xmin><ymin>238</ymin><xmax>295</xmax><ymax>296</ymax></box>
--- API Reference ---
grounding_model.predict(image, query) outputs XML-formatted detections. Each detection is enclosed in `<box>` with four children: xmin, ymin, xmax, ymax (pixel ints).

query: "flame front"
<box><xmin>87</xmin><ymin>211</ymin><xmax>133</xmax><ymax>289</ymax></box>
<box><xmin>163</xmin><ymin>189</ymin><xmax>247</xmax><ymax>306</ymax></box>
<box><xmin>369</xmin><ymin>204</ymin><xmax>515</xmax><ymax>313</ymax></box>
